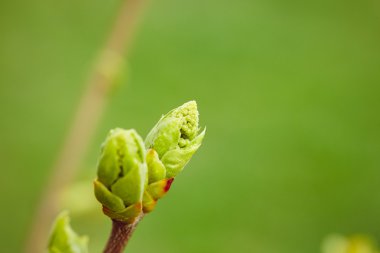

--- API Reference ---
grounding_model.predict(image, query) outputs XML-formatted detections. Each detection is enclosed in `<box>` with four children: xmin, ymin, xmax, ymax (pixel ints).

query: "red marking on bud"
<box><xmin>102</xmin><ymin>206</ymin><xmax>111</xmax><ymax>217</ymax></box>
<box><xmin>164</xmin><ymin>178</ymin><xmax>174</xmax><ymax>192</ymax></box>
<box><xmin>135</xmin><ymin>202</ymin><xmax>142</xmax><ymax>210</ymax></box>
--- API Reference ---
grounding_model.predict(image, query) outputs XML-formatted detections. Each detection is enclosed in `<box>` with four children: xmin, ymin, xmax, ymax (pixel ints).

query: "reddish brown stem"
<box><xmin>103</xmin><ymin>218</ymin><xmax>143</xmax><ymax>253</ymax></box>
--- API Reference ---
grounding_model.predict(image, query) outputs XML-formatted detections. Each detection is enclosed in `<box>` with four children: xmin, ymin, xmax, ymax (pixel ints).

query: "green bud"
<box><xmin>47</xmin><ymin>211</ymin><xmax>88</xmax><ymax>253</ymax></box>
<box><xmin>94</xmin><ymin>128</ymin><xmax>147</xmax><ymax>222</ymax></box>
<box><xmin>142</xmin><ymin>178</ymin><xmax>174</xmax><ymax>213</ymax></box>
<box><xmin>145</xmin><ymin>101</ymin><xmax>205</xmax><ymax>178</ymax></box>
<box><xmin>143</xmin><ymin>101</ymin><xmax>205</xmax><ymax>212</ymax></box>
<box><xmin>146</xmin><ymin>149</ymin><xmax>166</xmax><ymax>184</ymax></box>
<box><xmin>161</xmin><ymin>129</ymin><xmax>205</xmax><ymax>178</ymax></box>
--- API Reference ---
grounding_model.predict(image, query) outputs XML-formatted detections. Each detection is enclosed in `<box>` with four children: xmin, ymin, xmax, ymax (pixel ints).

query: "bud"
<box><xmin>145</xmin><ymin>101</ymin><xmax>205</xmax><ymax>177</ymax></box>
<box><xmin>94</xmin><ymin>128</ymin><xmax>147</xmax><ymax>223</ymax></box>
<box><xmin>143</xmin><ymin>101</ymin><xmax>205</xmax><ymax>212</ymax></box>
<box><xmin>47</xmin><ymin>211</ymin><xmax>88</xmax><ymax>253</ymax></box>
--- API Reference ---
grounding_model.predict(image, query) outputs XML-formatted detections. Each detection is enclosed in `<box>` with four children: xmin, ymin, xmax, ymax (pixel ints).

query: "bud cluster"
<box><xmin>94</xmin><ymin>101</ymin><xmax>205</xmax><ymax>222</ymax></box>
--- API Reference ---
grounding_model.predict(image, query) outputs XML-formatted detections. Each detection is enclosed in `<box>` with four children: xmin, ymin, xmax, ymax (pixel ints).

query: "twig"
<box><xmin>103</xmin><ymin>216</ymin><xmax>144</xmax><ymax>253</ymax></box>
<box><xmin>24</xmin><ymin>1</ymin><xmax>148</xmax><ymax>252</ymax></box>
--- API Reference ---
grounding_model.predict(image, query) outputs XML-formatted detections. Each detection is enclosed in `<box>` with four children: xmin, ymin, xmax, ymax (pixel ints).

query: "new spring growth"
<box><xmin>47</xmin><ymin>211</ymin><xmax>88</xmax><ymax>253</ymax></box>
<box><xmin>94</xmin><ymin>129</ymin><xmax>147</xmax><ymax>223</ymax></box>
<box><xmin>94</xmin><ymin>101</ymin><xmax>205</xmax><ymax>219</ymax></box>
<box><xmin>143</xmin><ymin>101</ymin><xmax>206</xmax><ymax>212</ymax></box>
<box><xmin>47</xmin><ymin>101</ymin><xmax>205</xmax><ymax>253</ymax></box>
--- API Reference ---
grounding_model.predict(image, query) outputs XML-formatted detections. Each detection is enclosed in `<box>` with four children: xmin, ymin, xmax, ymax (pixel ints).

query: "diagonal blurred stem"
<box><xmin>24</xmin><ymin>0</ymin><xmax>148</xmax><ymax>252</ymax></box>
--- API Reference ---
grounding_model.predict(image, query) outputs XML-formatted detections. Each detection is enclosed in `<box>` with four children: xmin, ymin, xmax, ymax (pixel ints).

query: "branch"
<box><xmin>104</xmin><ymin>217</ymin><xmax>143</xmax><ymax>253</ymax></box>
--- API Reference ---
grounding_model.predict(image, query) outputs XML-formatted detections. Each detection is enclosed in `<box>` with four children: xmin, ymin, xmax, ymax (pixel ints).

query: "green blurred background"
<box><xmin>1</xmin><ymin>0</ymin><xmax>380</xmax><ymax>252</ymax></box>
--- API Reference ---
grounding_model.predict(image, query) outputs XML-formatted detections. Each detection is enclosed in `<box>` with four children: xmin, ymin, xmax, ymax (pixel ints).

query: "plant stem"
<box><xmin>104</xmin><ymin>217</ymin><xmax>143</xmax><ymax>253</ymax></box>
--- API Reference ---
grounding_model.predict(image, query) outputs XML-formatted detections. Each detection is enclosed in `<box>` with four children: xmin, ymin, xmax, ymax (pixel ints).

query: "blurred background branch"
<box><xmin>24</xmin><ymin>0</ymin><xmax>148</xmax><ymax>252</ymax></box>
